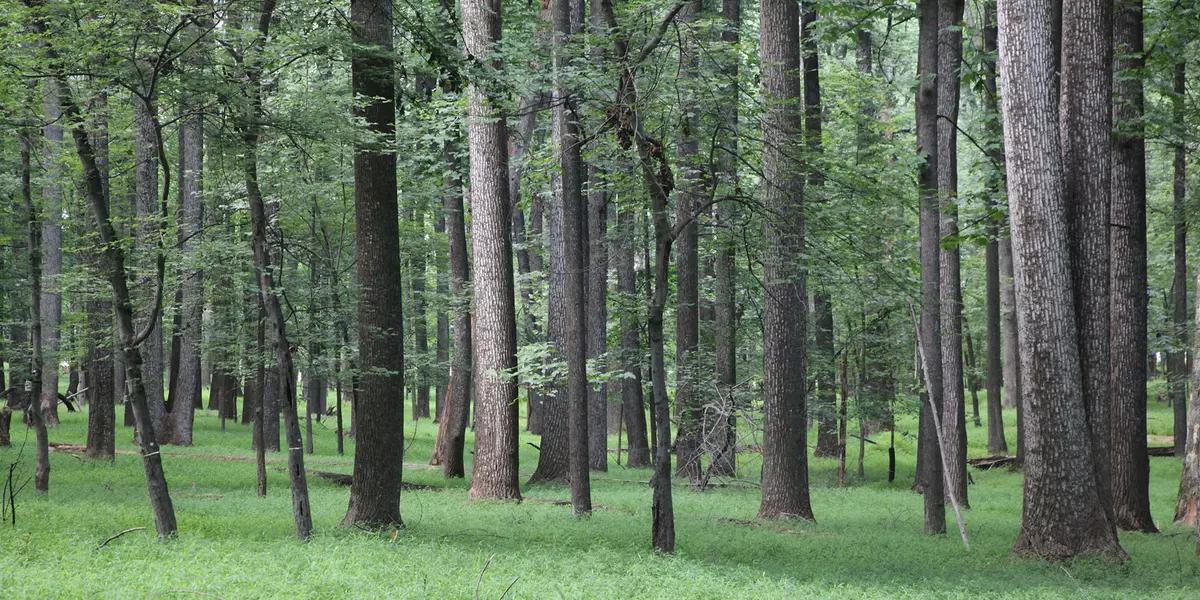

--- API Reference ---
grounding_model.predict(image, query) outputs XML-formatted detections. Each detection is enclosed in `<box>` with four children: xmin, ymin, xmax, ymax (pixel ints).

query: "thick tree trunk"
<box><xmin>916</xmin><ymin>0</ymin><xmax>945</xmax><ymax>534</ymax></box>
<box><xmin>997</xmin><ymin>0</ymin><xmax>1125</xmax><ymax>561</ymax></box>
<box><xmin>85</xmin><ymin>94</ymin><xmax>116</xmax><ymax>459</ymax></box>
<box><xmin>39</xmin><ymin>79</ymin><xmax>63</xmax><ymax>427</ymax></box>
<box><xmin>1109</xmin><ymin>0</ymin><xmax>1156</xmax><ymax>533</ymax></box>
<box><xmin>937</xmin><ymin>0</ymin><xmax>968</xmax><ymax>509</ymax></box>
<box><xmin>343</xmin><ymin>0</ymin><xmax>405</xmax><ymax>528</ymax></box>
<box><xmin>757</xmin><ymin>0</ymin><xmax>813</xmax><ymax>522</ymax></box>
<box><xmin>462</xmin><ymin>0</ymin><xmax>522</xmax><ymax>501</ymax></box>
<box><xmin>1178</xmin><ymin>262</ymin><xmax>1200</xmax><ymax>525</ymax></box>
<box><xmin>1171</xmin><ymin>60</ymin><xmax>1188</xmax><ymax>458</ymax></box>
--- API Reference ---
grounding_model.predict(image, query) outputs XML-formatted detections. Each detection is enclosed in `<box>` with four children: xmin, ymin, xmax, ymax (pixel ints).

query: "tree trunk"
<box><xmin>981</xmin><ymin>2</ymin><xmax>1006</xmax><ymax>457</ymax></box>
<box><xmin>464</xmin><ymin>0</ymin><xmax>522</xmax><ymax>502</ymax></box>
<box><xmin>1178</xmin><ymin>262</ymin><xmax>1200</xmax><ymax>526</ymax></box>
<box><xmin>39</xmin><ymin>79</ymin><xmax>63</xmax><ymax>427</ymax></box>
<box><xmin>1171</xmin><ymin>60</ymin><xmax>1188</xmax><ymax>458</ymax></box>
<box><xmin>411</xmin><ymin>206</ymin><xmax>430</xmax><ymax>421</ymax></box>
<box><xmin>936</xmin><ymin>0</ymin><xmax>968</xmax><ymax>510</ymax></box>
<box><xmin>551</xmin><ymin>0</ymin><xmax>592</xmax><ymax>513</ymax></box>
<box><xmin>132</xmin><ymin>90</ymin><xmax>167</xmax><ymax>437</ymax></box>
<box><xmin>56</xmin><ymin>72</ymin><xmax>177</xmax><ymax>537</ymax></box>
<box><xmin>997</xmin><ymin>0</ymin><xmax>1125</xmax><ymax>561</ymax></box>
<box><xmin>709</xmin><ymin>0</ymin><xmax>740</xmax><ymax>478</ymax></box>
<box><xmin>1109</xmin><ymin>0</ymin><xmax>1156</xmax><ymax>533</ymax></box>
<box><xmin>21</xmin><ymin>131</ymin><xmax>50</xmax><ymax>492</ymax></box>
<box><xmin>436</xmin><ymin>139</ymin><xmax>471</xmax><ymax>479</ymax></box>
<box><xmin>616</xmin><ymin>208</ymin><xmax>650</xmax><ymax>468</ymax></box>
<box><xmin>169</xmin><ymin>98</ymin><xmax>204</xmax><ymax>445</ymax></box>
<box><xmin>916</xmin><ymin>0</ymin><xmax>945</xmax><ymax>534</ymax></box>
<box><xmin>757</xmin><ymin>0</ymin><xmax>813</xmax><ymax>522</ymax></box>
<box><xmin>343</xmin><ymin>0</ymin><xmax>405</xmax><ymax>528</ymax></box>
<box><xmin>84</xmin><ymin>92</ymin><xmax>115</xmax><ymax>459</ymax></box>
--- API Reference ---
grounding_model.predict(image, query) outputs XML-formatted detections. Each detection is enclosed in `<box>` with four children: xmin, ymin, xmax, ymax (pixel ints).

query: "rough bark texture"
<box><xmin>937</xmin><ymin>0</ymin><xmax>968</xmax><ymax>509</ymax></box>
<box><xmin>465</xmin><ymin>0</ymin><xmax>522</xmax><ymax>502</ymax></box>
<box><xmin>586</xmin><ymin>141</ymin><xmax>609</xmax><ymax>472</ymax></box>
<box><xmin>344</xmin><ymin>0</ymin><xmax>405</xmax><ymax>528</ymax></box>
<box><xmin>1109</xmin><ymin>0</ymin><xmax>1156</xmax><ymax>533</ymax></box>
<box><xmin>1062</xmin><ymin>0</ymin><xmax>1115</xmax><ymax>509</ymax></box>
<box><xmin>916</xmin><ymin>0</ymin><xmax>946</xmax><ymax>535</ymax></box>
<box><xmin>997</xmin><ymin>0</ymin><xmax>1125</xmax><ymax>561</ymax></box>
<box><xmin>85</xmin><ymin>96</ymin><xmax>116</xmax><ymax>459</ymax></box>
<box><xmin>757</xmin><ymin>0</ymin><xmax>813</xmax><ymax>522</ymax></box>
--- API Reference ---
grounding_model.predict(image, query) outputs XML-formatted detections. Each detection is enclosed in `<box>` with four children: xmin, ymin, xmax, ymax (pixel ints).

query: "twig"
<box><xmin>474</xmin><ymin>553</ymin><xmax>496</xmax><ymax>600</ymax></box>
<box><xmin>498</xmin><ymin>576</ymin><xmax>520</xmax><ymax>600</ymax></box>
<box><xmin>97</xmin><ymin>527</ymin><xmax>146</xmax><ymax>549</ymax></box>
<box><xmin>907</xmin><ymin>299</ymin><xmax>970</xmax><ymax>550</ymax></box>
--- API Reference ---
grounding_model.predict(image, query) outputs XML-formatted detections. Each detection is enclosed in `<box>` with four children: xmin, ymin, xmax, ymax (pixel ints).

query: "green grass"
<box><xmin>0</xmin><ymin>394</ymin><xmax>1195</xmax><ymax>599</ymax></box>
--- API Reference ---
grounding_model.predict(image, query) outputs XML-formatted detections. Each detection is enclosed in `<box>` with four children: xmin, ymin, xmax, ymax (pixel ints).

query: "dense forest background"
<box><xmin>0</xmin><ymin>0</ymin><xmax>1199</xmax><ymax>595</ymax></box>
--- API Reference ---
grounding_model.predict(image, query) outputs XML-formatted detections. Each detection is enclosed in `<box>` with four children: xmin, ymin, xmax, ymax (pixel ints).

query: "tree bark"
<box><xmin>343</xmin><ymin>0</ymin><xmax>405</xmax><ymax>528</ymax></box>
<box><xmin>616</xmin><ymin>208</ymin><xmax>650</xmax><ymax>467</ymax></box>
<box><xmin>757</xmin><ymin>0</ymin><xmax>813</xmax><ymax>522</ymax></box>
<box><xmin>997</xmin><ymin>0</ymin><xmax>1125</xmax><ymax>561</ymax></box>
<box><xmin>85</xmin><ymin>91</ymin><xmax>115</xmax><ymax>459</ymax></box>
<box><xmin>435</xmin><ymin>140</ymin><xmax>472</xmax><ymax>479</ymax></box>
<box><xmin>132</xmin><ymin>90</ymin><xmax>167</xmax><ymax>436</ymax></box>
<box><xmin>168</xmin><ymin>96</ymin><xmax>204</xmax><ymax>445</ymax></box>
<box><xmin>916</xmin><ymin>0</ymin><xmax>945</xmax><ymax>534</ymax></box>
<box><xmin>462</xmin><ymin>0</ymin><xmax>522</xmax><ymax>501</ymax></box>
<box><xmin>21</xmin><ymin>131</ymin><xmax>50</xmax><ymax>492</ymax></box>
<box><xmin>39</xmin><ymin>79</ymin><xmax>62</xmax><ymax>427</ymax></box>
<box><xmin>1109</xmin><ymin>0</ymin><xmax>1156</xmax><ymax>533</ymax></box>
<box><xmin>1178</xmin><ymin>262</ymin><xmax>1200</xmax><ymax>526</ymax></box>
<box><xmin>937</xmin><ymin>0</ymin><xmax>968</xmax><ymax>509</ymax></box>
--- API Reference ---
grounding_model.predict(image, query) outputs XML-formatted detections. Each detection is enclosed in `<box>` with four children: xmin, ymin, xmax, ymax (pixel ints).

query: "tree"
<box><xmin>20</xmin><ymin>129</ymin><xmax>50</xmax><ymax>492</ymax></box>
<box><xmin>979</xmin><ymin>0</ymin><xmax>1006</xmax><ymax>456</ymax></box>
<box><xmin>757</xmin><ymin>0</ymin><xmax>813</xmax><ymax>522</ymax></box>
<box><xmin>344</xmin><ymin>0</ymin><xmax>405</xmax><ymax>528</ymax></box>
<box><xmin>915</xmin><ymin>0</ymin><xmax>944</xmax><ymax>535</ymax></box>
<box><xmin>997</xmin><ymin>0</ymin><xmax>1125</xmax><ymax>561</ymax></box>
<box><xmin>586</xmin><ymin>0</ymin><xmax>610</xmax><ymax>472</ymax></box>
<box><xmin>1109</xmin><ymin>0</ymin><xmax>1156</xmax><ymax>533</ymax></box>
<box><xmin>936</xmin><ymin>0</ymin><xmax>968</xmax><ymax>509</ymax></box>
<box><xmin>551</xmin><ymin>0</ymin><xmax>591</xmax><ymax>513</ymax></box>
<box><xmin>434</xmin><ymin>140</ymin><xmax>472</xmax><ymax>479</ymax></box>
<box><xmin>38</xmin><ymin>78</ymin><xmax>62</xmax><ymax>427</ymax></box>
<box><xmin>1170</xmin><ymin>58</ymin><xmax>1188</xmax><ymax>458</ymax></box>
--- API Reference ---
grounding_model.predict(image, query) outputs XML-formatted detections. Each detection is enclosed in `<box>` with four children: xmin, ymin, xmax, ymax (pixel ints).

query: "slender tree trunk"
<box><xmin>55</xmin><ymin>73</ymin><xmax>177</xmax><ymax>537</ymax></box>
<box><xmin>169</xmin><ymin>96</ymin><xmax>204</xmax><ymax>445</ymax></box>
<box><xmin>916</xmin><ymin>0</ymin><xmax>946</xmax><ymax>534</ymax></box>
<box><xmin>964</xmin><ymin>318</ymin><xmax>981</xmax><ymax>427</ymax></box>
<box><xmin>551</xmin><ymin>0</ymin><xmax>591</xmax><ymax>513</ymax></box>
<box><xmin>85</xmin><ymin>92</ymin><xmax>116</xmax><ymax>459</ymax></box>
<box><xmin>21</xmin><ymin>132</ymin><xmax>50</xmax><ymax>492</ymax></box>
<box><xmin>616</xmin><ymin>208</ymin><xmax>650</xmax><ymax>467</ymax></box>
<box><xmin>757</xmin><ymin>0</ymin><xmax>814</xmax><ymax>522</ymax></box>
<box><xmin>343</xmin><ymin>0</ymin><xmax>405</xmax><ymax>528</ymax></box>
<box><xmin>709</xmin><ymin>0</ymin><xmax>740</xmax><ymax>478</ymax></box>
<box><xmin>997</xmin><ymin>0</ymin><xmax>1125</xmax><ymax>561</ymax></box>
<box><xmin>434</xmin><ymin>211</ymin><xmax>449</xmax><ymax>423</ymax></box>
<box><xmin>39</xmin><ymin>79</ymin><xmax>62</xmax><ymax>427</ymax></box>
<box><xmin>411</xmin><ymin>206</ymin><xmax>430</xmax><ymax>421</ymax></box>
<box><xmin>981</xmin><ymin>0</ymin><xmax>1007</xmax><ymax>455</ymax></box>
<box><xmin>586</xmin><ymin>0</ymin><xmax>610</xmax><ymax>467</ymax></box>
<box><xmin>1171</xmin><ymin>60</ymin><xmax>1188</xmax><ymax>458</ymax></box>
<box><xmin>1109</xmin><ymin>0</ymin><xmax>1156</xmax><ymax>532</ymax></box>
<box><xmin>435</xmin><ymin>140</ymin><xmax>471</xmax><ymax>479</ymax></box>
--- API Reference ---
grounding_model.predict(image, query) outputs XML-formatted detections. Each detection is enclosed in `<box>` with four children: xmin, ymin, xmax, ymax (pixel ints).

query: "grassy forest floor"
<box><xmin>0</xmin><ymin>389</ymin><xmax>1196</xmax><ymax>599</ymax></box>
